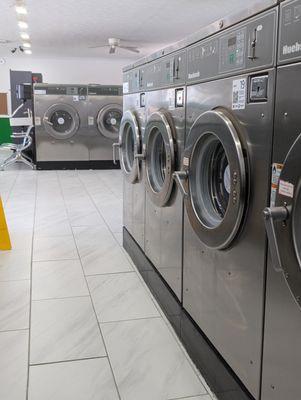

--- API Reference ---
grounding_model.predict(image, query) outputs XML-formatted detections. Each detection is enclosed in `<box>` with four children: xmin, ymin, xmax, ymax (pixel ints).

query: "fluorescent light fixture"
<box><xmin>15</xmin><ymin>6</ymin><xmax>27</xmax><ymax>15</ymax></box>
<box><xmin>23</xmin><ymin>42</ymin><xmax>31</xmax><ymax>48</ymax></box>
<box><xmin>20</xmin><ymin>32</ymin><xmax>29</xmax><ymax>40</ymax></box>
<box><xmin>18</xmin><ymin>21</ymin><xmax>28</xmax><ymax>29</ymax></box>
<box><xmin>24</xmin><ymin>49</ymin><xmax>32</xmax><ymax>54</ymax></box>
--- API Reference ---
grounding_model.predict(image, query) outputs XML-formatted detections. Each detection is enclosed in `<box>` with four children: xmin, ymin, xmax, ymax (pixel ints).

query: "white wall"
<box><xmin>0</xmin><ymin>55</ymin><xmax>131</xmax><ymax>113</ymax></box>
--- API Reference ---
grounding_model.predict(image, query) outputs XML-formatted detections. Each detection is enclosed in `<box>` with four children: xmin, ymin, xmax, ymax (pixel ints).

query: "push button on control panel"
<box><xmin>249</xmin><ymin>75</ymin><xmax>268</xmax><ymax>101</ymax></box>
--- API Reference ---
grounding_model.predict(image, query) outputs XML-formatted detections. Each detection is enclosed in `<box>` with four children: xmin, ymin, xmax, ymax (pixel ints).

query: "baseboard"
<box><xmin>36</xmin><ymin>160</ymin><xmax>120</xmax><ymax>170</ymax></box>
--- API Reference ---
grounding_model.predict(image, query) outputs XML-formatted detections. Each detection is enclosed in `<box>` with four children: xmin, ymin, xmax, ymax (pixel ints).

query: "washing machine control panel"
<box><xmin>186</xmin><ymin>8</ymin><xmax>277</xmax><ymax>83</ymax></box>
<box><xmin>278</xmin><ymin>0</ymin><xmax>301</xmax><ymax>64</ymax></box>
<box><xmin>219</xmin><ymin>28</ymin><xmax>246</xmax><ymax>73</ymax></box>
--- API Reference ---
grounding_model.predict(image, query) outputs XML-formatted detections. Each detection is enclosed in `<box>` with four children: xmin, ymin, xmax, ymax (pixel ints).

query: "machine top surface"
<box><xmin>123</xmin><ymin>0</ymin><xmax>278</xmax><ymax>72</ymax></box>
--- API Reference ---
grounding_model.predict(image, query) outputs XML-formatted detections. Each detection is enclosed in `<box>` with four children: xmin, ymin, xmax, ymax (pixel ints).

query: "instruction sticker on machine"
<box><xmin>232</xmin><ymin>78</ymin><xmax>247</xmax><ymax>110</ymax></box>
<box><xmin>270</xmin><ymin>163</ymin><xmax>283</xmax><ymax>207</ymax></box>
<box><xmin>279</xmin><ymin>179</ymin><xmax>294</xmax><ymax>198</ymax></box>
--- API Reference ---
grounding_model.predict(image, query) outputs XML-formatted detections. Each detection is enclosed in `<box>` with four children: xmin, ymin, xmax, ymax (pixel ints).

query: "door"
<box><xmin>144</xmin><ymin>110</ymin><xmax>176</xmax><ymax>207</ymax></box>
<box><xmin>43</xmin><ymin>103</ymin><xmax>80</xmax><ymax>140</ymax></box>
<box><xmin>177</xmin><ymin>108</ymin><xmax>248</xmax><ymax>249</ymax></box>
<box><xmin>118</xmin><ymin>109</ymin><xmax>142</xmax><ymax>183</ymax></box>
<box><xmin>97</xmin><ymin>103</ymin><xmax>123</xmax><ymax>140</ymax></box>
<box><xmin>264</xmin><ymin>134</ymin><xmax>301</xmax><ymax>310</ymax></box>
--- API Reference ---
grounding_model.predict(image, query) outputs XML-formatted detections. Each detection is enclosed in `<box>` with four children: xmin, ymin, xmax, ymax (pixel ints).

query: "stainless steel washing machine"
<box><xmin>261</xmin><ymin>1</ymin><xmax>301</xmax><ymax>398</ymax></box>
<box><xmin>117</xmin><ymin>66</ymin><xmax>146</xmax><ymax>250</ymax></box>
<box><xmin>34</xmin><ymin>83</ymin><xmax>89</xmax><ymax>167</ymax></box>
<box><xmin>143</xmin><ymin>51</ymin><xmax>186</xmax><ymax>300</ymax></box>
<box><xmin>87</xmin><ymin>84</ymin><xmax>122</xmax><ymax>162</ymax></box>
<box><xmin>173</xmin><ymin>8</ymin><xmax>278</xmax><ymax>399</ymax></box>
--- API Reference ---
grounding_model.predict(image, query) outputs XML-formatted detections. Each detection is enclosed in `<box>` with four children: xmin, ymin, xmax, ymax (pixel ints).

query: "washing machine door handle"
<box><xmin>263</xmin><ymin>205</ymin><xmax>291</xmax><ymax>272</ymax></box>
<box><xmin>43</xmin><ymin>117</ymin><xmax>53</xmax><ymax>126</ymax></box>
<box><xmin>173</xmin><ymin>170</ymin><xmax>188</xmax><ymax>198</ymax></box>
<box><xmin>112</xmin><ymin>142</ymin><xmax>120</xmax><ymax>165</ymax></box>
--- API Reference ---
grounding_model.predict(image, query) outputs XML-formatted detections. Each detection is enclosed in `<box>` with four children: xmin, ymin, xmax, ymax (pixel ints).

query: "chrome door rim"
<box><xmin>145</xmin><ymin>111</ymin><xmax>175</xmax><ymax>207</ymax></box>
<box><xmin>97</xmin><ymin>103</ymin><xmax>123</xmax><ymax>140</ymax></box>
<box><xmin>183</xmin><ymin>109</ymin><xmax>247</xmax><ymax>249</ymax></box>
<box><xmin>274</xmin><ymin>134</ymin><xmax>301</xmax><ymax>308</ymax></box>
<box><xmin>43</xmin><ymin>103</ymin><xmax>80</xmax><ymax>140</ymax></box>
<box><xmin>119</xmin><ymin>110</ymin><xmax>141</xmax><ymax>184</ymax></box>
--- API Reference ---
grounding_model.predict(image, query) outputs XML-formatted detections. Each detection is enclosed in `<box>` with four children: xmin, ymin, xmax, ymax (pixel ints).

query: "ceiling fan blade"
<box><xmin>119</xmin><ymin>46</ymin><xmax>140</xmax><ymax>54</ymax></box>
<box><xmin>109</xmin><ymin>46</ymin><xmax>116</xmax><ymax>54</ymax></box>
<box><xmin>88</xmin><ymin>44</ymin><xmax>109</xmax><ymax>49</ymax></box>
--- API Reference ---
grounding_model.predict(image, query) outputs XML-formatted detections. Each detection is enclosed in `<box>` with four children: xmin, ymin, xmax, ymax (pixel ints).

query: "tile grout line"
<box><xmin>30</xmin><ymin>354</ymin><xmax>107</xmax><ymax>367</ymax></box>
<box><xmin>25</xmin><ymin>171</ymin><xmax>38</xmax><ymax>400</ymax></box>
<box><xmin>57</xmin><ymin>170</ymin><xmax>123</xmax><ymax>400</ymax></box>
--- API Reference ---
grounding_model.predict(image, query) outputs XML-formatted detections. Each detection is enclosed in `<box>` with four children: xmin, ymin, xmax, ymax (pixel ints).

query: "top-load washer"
<box><xmin>143</xmin><ymin>51</ymin><xmax>186</xmax><ymax>300</ymax></box>
<box><xmin>117</xmin><ymin>66</ymin><xmax>147</xmax><ymax>250</ymax></box>
<box><xmin>173</xmin><ymin>8</ymin><xmax>277</xmax><ymax>399</ymax></box>
<box><xmin>261</xmin><ymin>1</ymin><xmax>301</xmax><ymax>398</ymax></box>
<box><xmin>34</xmin><ymin>83</ymin><xmax>89</xmax><ymax>168</ymax></box>
<box><xmin>87</xmin><ymin>84</ymin><xmax>123</xmax><ymax>166</ymax></box>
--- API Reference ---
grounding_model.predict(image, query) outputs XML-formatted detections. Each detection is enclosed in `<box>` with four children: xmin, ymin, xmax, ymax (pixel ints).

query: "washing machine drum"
<box><xmin>97</xmin><ymin>104</ymin><xmax>123</xmax><ymax>140</ymax></box>
<box><xmin>145</xmin><ymin>111</ymin><xmax>176</xmax><ymax>207</ymax></box>
<box><xmin>184</xmin><ymin>109</ymin><xmax>247</xmax><ymax>249</ymax></box>
<box><xmin>43</xmin><ymin>103</ymin><xmax>80</xmax><ymax>140</ymax></box>
<box><xmin>119</xmin><ymin>110</ymin><xmax>142</xmax><ymax>184</ymax></box>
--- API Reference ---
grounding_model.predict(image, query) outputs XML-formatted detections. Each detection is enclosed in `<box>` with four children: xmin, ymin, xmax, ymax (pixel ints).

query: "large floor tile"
<box><xmin>0</xmin><ymin>280</ymin><xmax>30</xmax><ymax>331</ymax></box>
<box><xmin>33</xmin><ymin>235</ymin><xmax>78</xmax><ymax>262</ymax></box>
<box><xmin>68</xmin><ymin>209</ymin><xmax>105</xmax><ymax>227</ymax></box>
<box><xmin>101</xmin><ymin>318</ymin><xmax>206</xmax><ymax>400</ymax></box>
<box><xmin>32</xmin><ymin>259</ymin><xmax>89</xmax><ymax>300</ymax></box>
<box><xmin>30</xmin><ymin>297</ymin><xmax>105</xmax><ymax>364</ymax></box>
<box><xmin>88</xmin><ymin>272</ymin><xmax>159</xmax><ymax>322</ymax></box>
<box><xmin>28</xmin><ymin>358</ymin><xmax>119</xmax><ymax>400</ymax></box>
<box><xmin>73</xmin><ymin>226</ymin><xmax>133</xmax><ymax>275</ymax></box>
<box><xmin>34</xmin><ymin>212</ymin><xmax>72</xmax><ymax>237</ymax></box>
<box><xmin>0</xmin><ymin>251</ymin><xmax>31</xmax><ymax>281</ymax></box>
<box><xmin>0</xmin><ymin>330</ymin><xmax>28</xmax><ymax>400</ymax></box>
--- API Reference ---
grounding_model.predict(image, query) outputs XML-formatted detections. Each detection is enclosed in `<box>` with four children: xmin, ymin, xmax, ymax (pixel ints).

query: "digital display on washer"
<box><xmin>228</xmin><ymin>36</ymin><xmax>237</xmax><ymax>47</ymax></box>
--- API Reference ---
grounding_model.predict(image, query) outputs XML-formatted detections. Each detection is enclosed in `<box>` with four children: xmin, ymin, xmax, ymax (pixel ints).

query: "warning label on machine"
<box><xmin>279</xmin><ymin>179</ymin><xmax>294</xmax><ymax>198</ymax></box>
<box><xmin>232</xmin><ymin>78</ymin><xmax>247</xmax><ymax>110</ymax></box>
<box><xmin>270</xmin><ymin>163</ymin><xmax>283</xmax><ymax>207</ymax></box>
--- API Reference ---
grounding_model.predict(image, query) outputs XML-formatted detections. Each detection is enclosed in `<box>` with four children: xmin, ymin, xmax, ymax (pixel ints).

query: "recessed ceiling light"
<box><xmin>23</xmin><ymin>42</ymin><xmax>31</xmax><ymax>48</ymax></box>
<box><xmin>20</xmin><ymin>32</ymin><xmax>29</xmax><ymax>40</ymax></box>
<box><xmin>15</xmin><ymin>6</ymin><xmax>27</xmax><ymax>15</ymax></box>
<box><xmin>24</xmin><ymin>49</ymin><xmax>32</xmax><ymax>55</ymax></box>
<box><xmin>18</xmin><ymin>21</ymin><xmax>28</xmax><ymax>29</ymax></box>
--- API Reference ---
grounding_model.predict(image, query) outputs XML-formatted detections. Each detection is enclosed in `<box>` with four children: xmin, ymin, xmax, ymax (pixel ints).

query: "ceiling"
<box><xmin>0</xmin><ymin>0</ymin><xmax>255</xmax><ymax>59</ymax></box>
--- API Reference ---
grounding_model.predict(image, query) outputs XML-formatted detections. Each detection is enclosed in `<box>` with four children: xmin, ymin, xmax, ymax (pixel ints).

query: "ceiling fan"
<box><xmin>89</xmin><ymin>38</ymin><xmax>140</xmax><ymax>54</ymax></box>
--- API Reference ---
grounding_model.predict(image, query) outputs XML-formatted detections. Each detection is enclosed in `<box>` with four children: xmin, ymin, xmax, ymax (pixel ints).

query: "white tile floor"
<box><xmin>0</xmin><ymin>159</ymin><xmax>215</xmax><ymax>400</ymax></box>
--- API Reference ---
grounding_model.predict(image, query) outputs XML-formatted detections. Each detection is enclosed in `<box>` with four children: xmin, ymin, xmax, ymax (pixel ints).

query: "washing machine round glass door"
<box><xmin>97</xmin><ymin>103</ymin><xmax>123</xmax><ymax>140</ymax></box>
<box><xmin>43</xmin><ymin>103</ymin><xmax>80</xmax><ymax>139</ymax></box>
<box><xmin>144</xmin><ymin>111</ymin><xmax>175</xmax><ymax>207</ymax></box>
<box><xmin>119</xmin><ymin>110</ymin><xmax>141</xmax><ymax>183</ymax></box>
<box><xmin>183</xmin><ymin>109</ymin><xmax>247</xmax><ymax>249</ymax></box>
<box><xmin>270</xmin><ymin>134</ymin><xmax>301</xmax><ymax>309</ymax></box>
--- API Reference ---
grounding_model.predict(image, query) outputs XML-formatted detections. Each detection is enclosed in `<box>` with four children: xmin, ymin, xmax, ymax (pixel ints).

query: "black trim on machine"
<box><xmin>36</xmin><ymin>160</ymin><xmax>120</xmax><ymax>170</ymax></box>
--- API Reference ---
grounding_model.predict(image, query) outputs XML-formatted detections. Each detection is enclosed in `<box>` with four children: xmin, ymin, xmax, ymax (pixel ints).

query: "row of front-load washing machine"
<box><xmin>117</xmin><ymin>0</ymin><xmax>301</xmax><ymax>399</ymax></box>
<box><xmin>34</xmin><ymin>83</ymin><xmax>122</xmax><ymax>169</ymax></box>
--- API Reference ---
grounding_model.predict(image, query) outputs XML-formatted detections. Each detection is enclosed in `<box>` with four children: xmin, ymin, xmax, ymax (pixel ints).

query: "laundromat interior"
<box><xmin>0</xmin><ymin>1</ymin><xmax>300</xmax><ymax>399</ymax></box>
